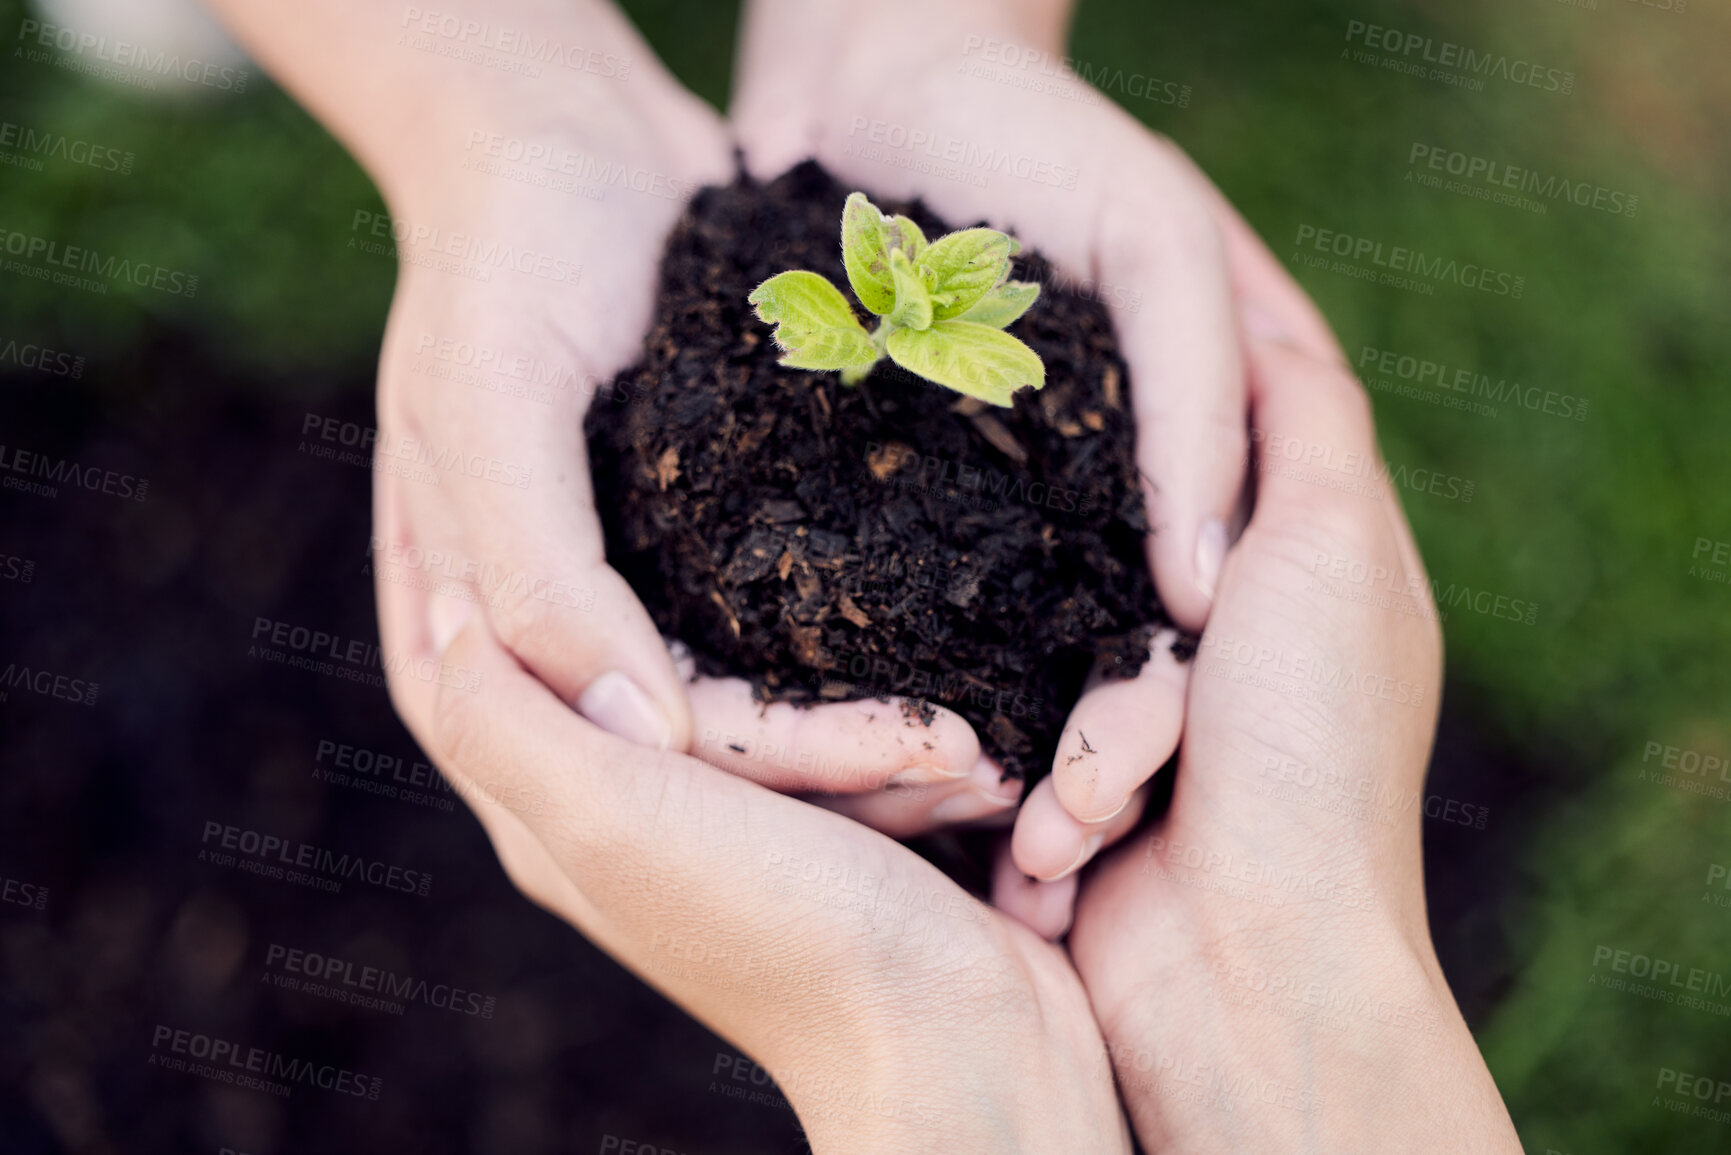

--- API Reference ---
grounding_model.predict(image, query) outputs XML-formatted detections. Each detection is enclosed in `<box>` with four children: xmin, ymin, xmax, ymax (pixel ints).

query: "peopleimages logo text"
<box><xmin>249</xmin><ymin>615</ymin><xmax>483</xmax><ymax>693</ymax></box>
<box><xmin>1591</xmin><ymin>944</ymin><xmax>1731</xmax><ymax>999</ymax></box>
<box><xmin>398</xmin><ymin>7</ymin><xmax>632</xmax><ymax>78</ymax></box>
<box><xmin>1357</xmin><ymin>345</ymin><xmax>1587</xmax><ymax>421</ymax></box>
<box><xmin>1407</xmin><ymin>144</ymin><xmax>1635</xmax><ymax>217</ymax></box>
<box><xmin>0</xmin><ymin>121</ymin><xmax>134</xmax><ymax>173</ymax></box>
<box><xmin>1343</xmin><ymin>20</ymin><xmax>1574</xmax><ymax>93</ymax></box>
<box><xmin>0</xmin><ymin>337</ymin><xmax>85</xmax><ymax>378</ymax></box>
<box><xmin>348</xmin><ymin>210</ymin><xmax>580</xmax><ymax>285</ymax></box>
<box><xmin>200</xmin><ymin>820</ymin><xmax>433</xmax><ymax>896</ymax></box>
<box><xmin>845</xmin><ymin>116</ymin><xmax>1080</xmax><ymax>190</ymax></box>
<box><xmin>0</xmin><ymin>228</ymin><xmax>197</xmax><ymax>297</ymax></box>
<box><xmin>17</xmin><ymin>19</ymin><xmax>249</xmax><ymax>91</ymax></box>
<box><xmin>1294</xmin><ymin>225</ymin><xmax>1523</xmax><ymax>298</ymax></box>
<box><xmin>299</xmin><ymin>413</ymin><xmax>534</xmax><ymax>489</ymax></box>
<box><xmin>817</xmin><ymin>644</ymin><xmax>1045</xmax><ymax>720</ymax></box>
<box><xmin>1</xmin><ymin>874</ymin><xmax>48</xmax><ymax>910</ymax></box>
<box><xmin>264</xmin><ymin>943</ymin><xmax>496</xmax><ymax>1018</ymax></box>
<box><xmin>149</xmin><ymin>1025</ymin><xmax>380</xmax><ymax>1098</ymax></box>
<box><xmin>0</xmin><ymin>662</ymin><xmax>99</xmax><ymax>705</ymax></box>
<box><xmin>0</xmin><ymin>444</ymin><xmax>148</xmax><ymax>501</ymax></box>
<box><xmin>461</xmin><ymin>131</ymin><xmax>692</xmax><ymax>200</ymax></box>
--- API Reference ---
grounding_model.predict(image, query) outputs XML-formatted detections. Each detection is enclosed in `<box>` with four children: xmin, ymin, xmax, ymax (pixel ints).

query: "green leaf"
<box><xmin>887</xmin><ymin>214</ymin><xmax>927</xmax><ymax>259</ymax></box>
<box><xmin>885</xmin><ymin>319</ymin><xmax>1046</xmax><ymax>407</ymax></box>
<box><xmin>915</xmin><ymin>228</ymin><xmax>1014</xmax><ymax>321</ymax></box>
<box><xmin>841</xmin><ymin>192</ymin><xmax>895</xmax><ymax>315</ymax></box>
<box><xmin>748</xmin><ymin>270</ymin><xmax>879</xmax><ymax>371</ymax></box>
<box><xmin>887</xmin><ymin>248</ymin><xmax>933</xmax><ymax>331</ymax></box>
<box><xmin>750</xmin><ymin>270</ymin><xmax>863</xmax><ymax>332</ymax></box>
<box><xmin>779</xmin><ymin>327</ymin><xmax>881</xmax><ymax>372</ymax></box>
<box><xmin>956</xmin><ymin>281</ymin><xmax>1040</xmax><ymax>329</ymax></box>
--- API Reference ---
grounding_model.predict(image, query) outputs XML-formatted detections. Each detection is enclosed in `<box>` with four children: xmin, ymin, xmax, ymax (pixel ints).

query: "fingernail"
<box><xmin>1041</xmin><ymin>832</ymin><xmax>1105</xmax><ymax>883</ymax></box>
<box><xmin>971</xmin><ymin>754</ymin><xmax>1023</xmax><ymax>802</ymax></box>
<box><xmin>887</xmin><ymin>762</ymin><xmax>969</xmax><ymax>787</ymax></box>
<box><xmin>578</xmin><ymin>671</ymin><xmax>674</xmax><ymax>750</ymax></box>
<box><xmin>429</xmin><ymin>597</ymin><xmax>474</xmax><ymax>656</ymax></box>
<box><xmin>1243</xmin><ymin>302</ymin><xmax>1290</xmax><ymax>343</ymax></box>
<box><xmin>1031</xmin><ymin>874</ymin><xmax>1077</xmax><ymax>939</ymax></box>
<box><xmin>928</xmin><ymin>788</ymin><xmax>1018</xmax><ymax>825</ymax></box>
<box><xmin>927</xmin><ymin>757</ymin><xmax>1022</xmax><ymax>824</ymax></box>
<box><xmin>1196</xmin><ymin>518</ymin><xmax>1227</xmax><ymax>601</ymax></box>
<box><xmin>1074</xmin><ymin>794</ymin><xmax>1130</xmax><ymax>826</ymax></box>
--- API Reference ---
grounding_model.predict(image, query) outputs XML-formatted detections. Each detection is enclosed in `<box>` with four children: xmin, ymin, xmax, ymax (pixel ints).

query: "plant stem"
<box><xmin>840</xmin><ymin>320</ymin><xmax>891</xmax><ymax>386</ymax></box>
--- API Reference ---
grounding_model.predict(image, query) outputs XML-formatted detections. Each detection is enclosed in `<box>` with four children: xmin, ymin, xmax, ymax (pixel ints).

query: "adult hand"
<box><xmin>732</xmin><ymin>0</ymin><xmax>1305</xmax><ymax>863</ymax></box>
<box><xmin>1046</xmin><ymin>311</ymin><xmax>1524</xmax><ymax>1149</ymax></box>
<box><xmin>207</xmin><ymin>0</ymin><xmax>1018</xmax><ymax>828</ymax></box>
<box><xmin>374</xmin><ymin>584</ymin><xmax>1132</xmax><ymax>1153</ymax></box>
<box><xmin>1005</xmin><ymin>199</ymin><xmax>1347</xmax><ymax>931</ymax></box>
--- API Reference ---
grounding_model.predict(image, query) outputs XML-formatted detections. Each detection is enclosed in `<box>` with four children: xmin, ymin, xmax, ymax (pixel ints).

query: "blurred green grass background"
<box><xmin>3</xmin><ymin>0</ymin><xmax>1728</xmax><ymax>1149</ymax></box>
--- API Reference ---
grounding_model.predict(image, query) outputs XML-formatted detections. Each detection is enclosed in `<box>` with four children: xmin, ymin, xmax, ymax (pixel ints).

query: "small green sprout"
<box><xmin>748</xmin><ymin>192</ymin><xmax>1045</xmax><ymax>407</ymax></box>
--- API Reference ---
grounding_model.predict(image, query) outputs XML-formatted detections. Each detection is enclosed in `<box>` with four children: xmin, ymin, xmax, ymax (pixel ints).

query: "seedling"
<box><xmin>748</xmin><ymin>192</ymin><xmax>1045</xmax><ymax>407</ymax></box>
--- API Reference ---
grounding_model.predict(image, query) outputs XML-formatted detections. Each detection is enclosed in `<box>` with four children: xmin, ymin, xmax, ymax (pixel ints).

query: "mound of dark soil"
<box><xmin>586</xmin><ymin>162</ymin><xmax>1173</xmax><ymax>781</ymax></box>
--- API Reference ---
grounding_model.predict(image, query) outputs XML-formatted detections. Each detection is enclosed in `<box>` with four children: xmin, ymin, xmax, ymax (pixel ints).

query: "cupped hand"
<box><xmin>362</xmin><ymin>5</ymin><xmax>1017</xmax><ymax>835</ymax></box>
<box><xmin>1051</xmin><ymin>310</ymin><xmax>1524</xmax><ymax>1149</ymax></box>
<box><xmin>731</xmin><ymin>0</ymin><xmax>1295</xmax><ymax>874</ymax></box>
<box><xmin>377</xmin><ymin>571</ymin><xmax>1132</xmax><ymax>1153</ymax></box>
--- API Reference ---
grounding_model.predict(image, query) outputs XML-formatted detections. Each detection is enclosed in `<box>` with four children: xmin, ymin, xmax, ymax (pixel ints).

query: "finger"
<box><xmin>728</xmin><ymin>0</ymin><xmax>835</xmax><ymax>181</ymax></box>
<box><xmin>422</xmin><ymin>605</ymin><xmax>1049</xmax><ymax>1080</ymax></box>
<box><xmin>1222</xmin><ymin>267</ymin><xmax>1429</xmax><ymax>618</ymax></box>
<box><xmin>376</xmin><ymin>309</ymin><xmax>694</xmax><ymax>754</ymax></box>
<box><xmin>1096</xmin><ymin>145</ymin><xmax>1245</xmax><ymax>632</ymax></box>
<box><xmin>493</xmin><ymin>547</ymin><xmax>692</xmax><ymax>752</ymax></box>
<box><xmin>1243</xmin><ymin>333</ymin><xmax>1385</xmax><ymax>527</ymax></box>
<box><xmin>373</xmin><ymin>467</ymin><xmax>446</xmax><ymax>737</ymax></box>
<box><xmin>378</xmin><ymin>475</ymin><xmax>794</xmax><ymax>934</ymax></box>
<box><xmin>685</xmin><ymin>675</ymin><xmax>982</xmax><ymax>794</ymax></box>
<box><xmin>418</xmin><ymin>604</ymin><xmax>779</xmax><ymax>937</ymax></box>
<box><xmin>415</xmin><ymin>607</ymin><xmax>913</xmax><ymax>1054</ymax></box>
<box><xmin>1050</xmin><ymin>628</ymin><xmax>1189</xmax><ymax>826</ymax></box>
<box><xmin>1194</xmin><ymin>175</ymin><xmax>1347</xmax><ymax>368</ymax></box>
<box><xmin>812</xmin><ymin>754</ymin><xmax>1022</xmax><ymax>838</ymax></box>
<box><xmin>991</xmin><ymin>839</ymin><xmax>1077</xmax><ymax>942</ymax></box>
<box><xmin>1011</xmin><ymin>775</ymin><xmax>1149</xmax><ymax>883</ymax></box>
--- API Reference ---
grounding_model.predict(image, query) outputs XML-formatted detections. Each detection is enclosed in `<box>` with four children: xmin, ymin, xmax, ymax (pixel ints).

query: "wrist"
<box><xmin>743</xmin><ymin>0</ymin><xmax>1073</xmax><ymax>56</ymax></box>
<box><xmin>210</xmin><ymin>0</ymin><xmax>642</xmax><ymax>215</ymax></box>
<box><xmin>769</xmin><ymin>1008</ymin><xmax>1006</xmax><ymax>1151</ymax></box>
<box><xmin>734</xmin><ymin>0</ymin><xmax>1074</xmax><ymax>133</ymax></box>
<box><xmin>768</xmin><ymin>940</ymin><xmax>1126</xmax><ymax>1153</ymax></box>
<box><xmin>254</xmin><ymin>0</ymin><xmax>706</xmax><ymax>225</ymax></box>
<box><xmin>787</xmin><ymin>1045</ymin><xmax>1121</xmax><ymax>1155</ymax></box>
<box><xmin>372</xmin><ymin>15</ymin><xmax>680</xmax><ymax>222</ymax></box>
<box><xmin>1084</xmin><ymin>904</ymin><xmax>1516</xmax><ymax>1150</ymax></box>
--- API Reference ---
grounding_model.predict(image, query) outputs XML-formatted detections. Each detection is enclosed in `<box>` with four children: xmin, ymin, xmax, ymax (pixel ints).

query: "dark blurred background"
<box><xmin>1</xmin><ymin>0</ymin><xmax>1727</xmax><ymax>1151</ymax></box>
